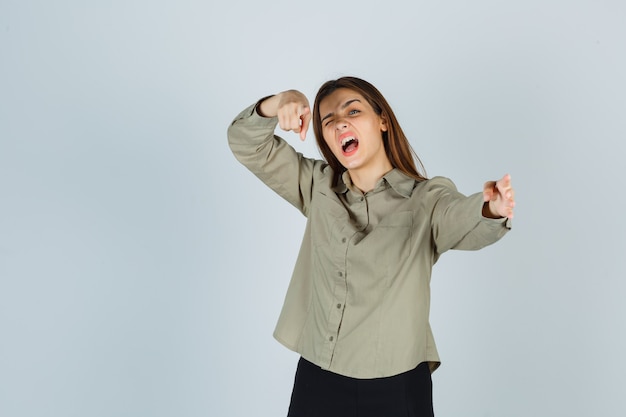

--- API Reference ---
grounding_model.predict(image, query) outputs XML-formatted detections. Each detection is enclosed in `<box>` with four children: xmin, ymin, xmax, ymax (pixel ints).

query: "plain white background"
<box><xmin>1</xmin><ymin>1</ymin><xmax>625</xmax><ymax>416</ymax></box>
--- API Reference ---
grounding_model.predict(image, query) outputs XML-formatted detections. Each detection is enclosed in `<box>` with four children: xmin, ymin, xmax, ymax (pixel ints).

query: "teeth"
<box><xmin>341</xmin><ymin>136</ymin><xmax>355</xmax><ymax>146</ymax></box>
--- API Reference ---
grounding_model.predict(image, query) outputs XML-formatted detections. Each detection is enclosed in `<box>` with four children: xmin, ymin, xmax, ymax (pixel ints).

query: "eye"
<box><xmin>348</xmin><ymin>109</ymin><xmax>360</xmax><ymax>115</ymax></box>
<box><xmin>324</xmin><ymin>119</ymin><xmax>333</xmax><ymax>127</ymax></box>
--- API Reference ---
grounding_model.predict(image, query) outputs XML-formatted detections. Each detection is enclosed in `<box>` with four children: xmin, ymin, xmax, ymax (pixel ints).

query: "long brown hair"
<box><xmin>312</xmin><ymin>76</ymin><xmax>428</xmax><ymax>186</ymax></box>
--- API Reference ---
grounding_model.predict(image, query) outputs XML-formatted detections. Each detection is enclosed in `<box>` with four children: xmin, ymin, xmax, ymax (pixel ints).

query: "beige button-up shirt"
<box><xmin>228</xmin><ymin>102</ymin><xmax>511</xmax><ymax>379</ymax></box>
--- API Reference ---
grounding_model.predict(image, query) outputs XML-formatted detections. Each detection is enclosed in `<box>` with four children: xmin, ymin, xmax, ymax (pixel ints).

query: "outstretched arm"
<box><xmin>482</xmin><ymin>174</ymin><xmax>516</xmax><ymax>219</ymax></box>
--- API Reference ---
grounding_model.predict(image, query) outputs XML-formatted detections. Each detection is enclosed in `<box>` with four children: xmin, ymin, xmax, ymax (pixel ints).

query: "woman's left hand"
<box><xmin>483</xmin><ymin>174</ymin><xmax>515</xmax><ymax>219</ymax></box>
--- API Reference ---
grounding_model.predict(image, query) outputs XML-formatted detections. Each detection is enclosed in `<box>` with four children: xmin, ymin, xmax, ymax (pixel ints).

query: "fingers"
<box><xmin>496</xmin><ymin>174</ymin><xmax>515</xmax><ymax>219</ymax></box>
<box><xmin>497</xmin><ymin>174</ymin><xmax>514</xmax><ymax>200</ymax></box>
<box><xmin>300</xmin><ymin>107</ymin><xmax>312</xmax><ymax>141</ymax></box>
<box><xmin>483</xmin><ymin>180</ymin><xmax>496</xmax><ymax>202</ymax></box>
<box><xmin>277</xmin><ymin>103</ymin><xmax>310</xmax><ymax>140</ymax></box>
<box><xmin>277</xmin><ymin>105</ymin><xmax>308</xmax><ymax>134</ymax></box>
<box><xmin>483</xmin><ymin>174</ymin><xmax>516</xmax><ymax>219</ymax></box>
<box><xmin>276</xmin><ymin>90</ymin><xmax>311</xmax><ymax>140</ymax></box>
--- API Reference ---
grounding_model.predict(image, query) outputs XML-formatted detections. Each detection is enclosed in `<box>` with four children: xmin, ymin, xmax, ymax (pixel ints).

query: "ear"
<box><xmin>380</xmin><ymin>116</ymin><xmax>388</xmax><ymax>132</ymax></box>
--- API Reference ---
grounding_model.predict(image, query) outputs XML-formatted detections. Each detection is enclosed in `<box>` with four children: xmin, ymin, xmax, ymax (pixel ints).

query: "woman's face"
<box><xmin>318</xmin><ymin>88</ymin><xmax>390</xmax><ymax>172</ymax></box>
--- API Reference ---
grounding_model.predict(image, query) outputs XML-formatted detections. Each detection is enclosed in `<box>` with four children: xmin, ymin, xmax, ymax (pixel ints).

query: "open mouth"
<box><xmin>341</xmin><ymin>136</ymin><xmax>359</xmax><ymax>155</ymax></box>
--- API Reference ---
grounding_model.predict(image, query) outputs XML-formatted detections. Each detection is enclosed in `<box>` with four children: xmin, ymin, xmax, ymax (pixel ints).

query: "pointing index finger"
<box><xmin>300</xmin><ymin>106</ymin><xmax>311</xmax><ymax>141</ymax></box>
<box><xmin>497</xmin><ymin>174</ymin><xmax>512</xmax><ymax>190</ymax></box>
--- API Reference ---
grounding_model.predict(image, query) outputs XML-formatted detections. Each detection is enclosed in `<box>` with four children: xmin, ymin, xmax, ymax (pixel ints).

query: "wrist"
<box><xmin>257</xmin><ymin>94</ymin><xmax>279</xmax><ymax>118</ymax></box>
<box><xmin>482</xmin><ymin>201</ymin><xmax>503</xmax><ymax>219</ymax></box>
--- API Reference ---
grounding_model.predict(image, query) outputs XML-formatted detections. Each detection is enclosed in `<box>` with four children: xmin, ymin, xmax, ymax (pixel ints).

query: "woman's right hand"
<box><xmin>258</xmin><ymin>90</ymin><xmax>311</xmax><ymax>141</ymax></box>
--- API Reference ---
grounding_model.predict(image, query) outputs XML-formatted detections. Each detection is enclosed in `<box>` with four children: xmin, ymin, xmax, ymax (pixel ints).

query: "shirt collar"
<box><xmin>381</xmin><ymin>168</ymin><xmax>416</xmax><ymax>198</ymax></box>
<box><xmin>330</xmin><ymin>171</ymin><xmax>348</xmax><ymax>194</ymax></box>
<box><xmin>331</xmin><ymin>168</ymin><xmax>416</xmax><ymax>198</ymax></box>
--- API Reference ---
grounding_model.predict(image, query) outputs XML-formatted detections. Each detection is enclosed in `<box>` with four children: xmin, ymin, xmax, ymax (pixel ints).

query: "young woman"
<box><xmin>228</xmin><ymin>77</ymin><xmax>514</xmax><ymax>417</ymax></box>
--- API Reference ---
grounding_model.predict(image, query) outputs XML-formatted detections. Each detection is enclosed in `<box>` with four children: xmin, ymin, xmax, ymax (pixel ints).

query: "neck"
<box><xmin>348</xmin><ymin>163</ymin><xmax>393</xmax><ymax>193</ymax></box>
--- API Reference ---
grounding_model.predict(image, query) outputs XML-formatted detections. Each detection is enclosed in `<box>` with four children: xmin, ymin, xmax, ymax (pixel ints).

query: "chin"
<box><xmin>343</xmin><ymin>159</ymin><xmax>363</xmax><ymax>170</ymax></box>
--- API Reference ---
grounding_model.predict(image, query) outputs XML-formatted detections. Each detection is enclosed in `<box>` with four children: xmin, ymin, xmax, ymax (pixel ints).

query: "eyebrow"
<box><xmin>321</xmin><ymin>99</ymin><xmax>362</xmax><ymax>123</ymax></box>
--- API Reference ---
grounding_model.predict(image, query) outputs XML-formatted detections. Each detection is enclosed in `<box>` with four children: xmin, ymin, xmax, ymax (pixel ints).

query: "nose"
<box><xmin>335</xmin><ymin>118</ymin><xmax>348</xmax><ymax>130</ymax></box>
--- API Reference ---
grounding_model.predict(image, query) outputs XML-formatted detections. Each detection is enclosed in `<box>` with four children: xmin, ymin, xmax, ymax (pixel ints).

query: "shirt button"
<box><xmin>329</xmin><ymin>336</ymin><xmax>334</xmax><ymax>342</ymax></box>
<box><xmin>338</xmin><ymin>271</ymin><xmax>343</xmax><ymax>277</ymax></box>
<box><xmin>336</xmin><ymin>303</ymin><xmax>342</xmax><ymax>309</ymax></box>
<box><xmin>359</xmin><ymin>197</ymin><xmax>364</xmax><ymax>202</ymax></box>
<box><xmin>342</xmin><ymin>237</ymin><xmax>347</xmax><ymax>243</ymax></box>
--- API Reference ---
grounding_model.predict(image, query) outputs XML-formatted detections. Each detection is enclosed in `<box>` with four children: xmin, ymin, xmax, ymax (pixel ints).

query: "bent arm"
<box><xmin>227</xmin><ymin>101</ymin><xmax>322</xmax><ymax>216</ymax></box>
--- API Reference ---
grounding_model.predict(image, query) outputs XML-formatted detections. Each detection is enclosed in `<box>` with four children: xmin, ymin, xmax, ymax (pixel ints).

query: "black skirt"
<box><xmin>287</xmin><ymin>357</ymin><xmax>434</xmax><ymax>417</ymax></box>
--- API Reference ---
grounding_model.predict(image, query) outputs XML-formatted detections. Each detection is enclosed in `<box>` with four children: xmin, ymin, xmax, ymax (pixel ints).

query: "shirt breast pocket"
<box><xmin>309</xmin><ymin>191</ymin><xmax>349</xmax><ymax>246</ymax></box>
<box><xmin>372</xmin><ymin>211</ymin><xmax>413</xmax><ymax>287</ymax></box>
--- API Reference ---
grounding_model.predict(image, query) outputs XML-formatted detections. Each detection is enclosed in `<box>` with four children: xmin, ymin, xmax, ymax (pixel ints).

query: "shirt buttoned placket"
<box><xmin>325</xmin><ymin>190</ymin><xmax>371</xmax><ymax>367</ymax></box>
<box><xmin>323</xmin><ymin>222</ymin><xmax>349</xmax><ymax>366</ymax></box>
